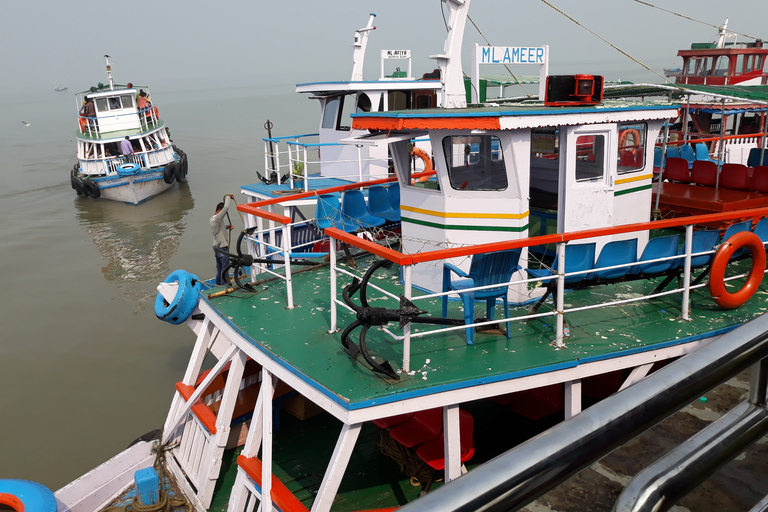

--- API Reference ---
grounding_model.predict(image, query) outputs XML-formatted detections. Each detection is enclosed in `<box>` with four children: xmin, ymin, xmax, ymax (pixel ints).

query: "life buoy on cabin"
<box><xmin>163</xmin><ymin>162</ymin><xmax>178</xmax><ymax>184</ymax></box>
<box><xmin>619</xmin><ymin>128</ymin><xmax>641</xmax><ymax>155</ymax></box>
<box><xmin>410</xmin><ymin>147</ymin><xmax>433</xmax><ymax>183</ymax></box>
<box><xmin>117</xmin><ymin>162</ymin><xmax>141</xmax><ymax>176</ymax></box>
<box><xmin>0</xmin><ymin>479</ymin><xmax>57</xmax><ymax>512</ymax></box>
<box><xmin>709</xmin><ymin>231</ymin><xmax>766</xmax><ymax>309</ymax></box>
<box><xmin>82</xmin><ymin>178</ymin><xmax>101</xmax><ymax>199</ymax></box>
<box><xmin>155</xmin><ymin>269</ymin><xmax>203</xmax><ymax>325</ymax></box>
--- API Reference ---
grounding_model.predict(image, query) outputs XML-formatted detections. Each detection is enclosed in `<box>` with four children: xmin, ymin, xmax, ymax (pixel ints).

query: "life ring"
<box><xmin>619</xmin><ymin>128</ymin><xmax>641</xmax><ymax>155</ymax></box>
<box><xmin>82</xmin><ymin>178</ymin><xmax>101</xmax><ymax>199</ymax></box>
<box><xmin>163</xmin><ymin>163</ymin><xmax>177</xmax><ymax>184</ymax></box>
<box><xmin>70</xmin><ymin>169</ymin><xmax>85</xmax><ymax>196</ymax></box>
<box><xmin>117</xmin><ymin>162</ymin><xmax>141</xmax><ymax>176</ymax></box>
<box><xmin>155</xmin><ymin>269</ymin><xmax>203</xmax><ymax>324</ymax></box>
<box><xmin>0</xmin><ymin>479</ymin><xmax>57</xmax><ymax>512</ymax></box>
<box><xmin>709</xmin><ymin>231</ymin><xmax>766</xmax><ymax>309</ymax></box>
<box><xmin>152</xmin><ymin>106</ymin><xmax>159</xmax><ymax>119</ymax></box>
<box><xmin>78</xmin><ymin>117</ymin><xmax>87</xmax><ymax>133</ymax></box>
<box><xmin>410</xmin><ymin>147</ymin><xmax>433</xmax><ymax>183</ymax></box>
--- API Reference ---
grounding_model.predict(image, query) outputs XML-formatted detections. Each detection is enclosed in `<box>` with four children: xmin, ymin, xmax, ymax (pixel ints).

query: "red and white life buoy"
<box><xmin>709</xmin><ymin>231</ymin><xmax>766</xmax><ymax>309</ymax></box>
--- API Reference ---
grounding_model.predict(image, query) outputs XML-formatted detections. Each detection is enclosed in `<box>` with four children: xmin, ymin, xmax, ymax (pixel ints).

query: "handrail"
<box><xmin>396</xmin><ymin>313</ymin><xmax>768</xmax><ymax>512</ymax></box>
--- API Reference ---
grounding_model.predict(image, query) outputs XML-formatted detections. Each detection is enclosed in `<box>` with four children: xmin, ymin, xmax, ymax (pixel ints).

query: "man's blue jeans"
<box><xmin>214</xmin><ymin>246</ymin><xmax>229</xmax><ymax>285</ymax></box>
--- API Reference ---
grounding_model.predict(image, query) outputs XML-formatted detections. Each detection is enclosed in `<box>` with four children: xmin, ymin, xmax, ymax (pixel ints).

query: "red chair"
<box><xmin>664</xmin><ymin>157</ymin><xmax>690</xmax><ymax>183</ymax></box>
<box><xmin>720</xmin><ymin>163</ymin><xmax>750</xmax><ymax>190</ymax></box>
<box><xmin>415</xmin><ymin>410</ymin><xmax>475</xmax><ymax>470</ymax></box>
<box><xmin>389</xmin><ymin>408</ymin><xmax>442</xmax><ymax>448</ymax></box>
<box><xmin>691</xmin><ymin>160</ymin><xmax>718</xmax><ymax>187</ymax></box>
<box><xmin>753</xmin><ymin>166</ymin><xmax>768</xmax><ymax>193</ymax></box>
<box><xmin>372</xmin><ymin>413</ymin><xmax>413</xmax><ymax>429</ymax></box>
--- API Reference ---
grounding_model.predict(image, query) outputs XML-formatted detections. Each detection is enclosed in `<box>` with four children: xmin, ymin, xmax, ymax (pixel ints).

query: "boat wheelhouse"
<box><xmin>70</xmin><ymin>56</ymin><xmax>188</xmax><ymax>204</ymax></box>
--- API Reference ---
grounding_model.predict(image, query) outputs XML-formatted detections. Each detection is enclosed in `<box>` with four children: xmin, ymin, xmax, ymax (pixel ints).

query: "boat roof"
<box><xmin>295</xmin><ymin>79</ymin><xmax>441</xmax><ymax>96</ymax></box>
<box><xmin>350</xmin><ymin>100</ymin><xmax>678</xmax><ymax>131</ymax></box>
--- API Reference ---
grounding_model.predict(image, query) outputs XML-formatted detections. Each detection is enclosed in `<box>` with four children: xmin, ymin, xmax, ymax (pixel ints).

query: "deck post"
<box><xmin>260</xmin><ymin>369</ymin><xmax>275</xmax><ymax>510</ymax></box>
<box><xmin>255</xmin><ymin>215</ymin><xmax>265</xmax><ymax>276</ymax></box>
<box><xmin>682</xmin><ymin>224</ymin><xmax>693</xmax><ymax>320</ymax></box>
<box><xmin>283</xmin><ymin>223</ymin><xmax>294</xmax><ymax>308</ymax></box>
<box><xmin>329</xmin><ymin>236</ymin><xmax>338</xmax><ymax>333</ymax></box>
<box><xmin>403</xmin><ymin>263</ymin><xmax>413</xmax><ymax>373</ymax></box>
<box><xmin>443</xmin><ymin>405</ymin><xmax>462</xmax><ymax>482</ymax></box>
<box><xmin>564</xmin><ymin>379</ymin><xmax>582</xmax><ymax>419</ymax></box>
<box><xmin>303</xmin><ymin>146</ymin><xmax>310</xmax><ymax>192</ymax></box>
<box><xmin>356</xmin><ymin>144</ymin><xmax>363</xmax><ymax>182</ymax></box>
<box><xmin>554</xmin><ymin>242</ymin><xmax>566</xmax><ymax>348</ymax></box>
<box><xmin>310</xmin><ymin>423</ymin><xmax>363</xmax><ymax>512</ymax></box>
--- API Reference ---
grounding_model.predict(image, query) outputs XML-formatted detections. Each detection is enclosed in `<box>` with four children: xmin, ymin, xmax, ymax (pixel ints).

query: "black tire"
<box><xmin>70</xmin><ymin>169</ymin><xmax>85</xmax><ymax>196</ymax></box>
<box><xmin>83</xmin><ymin>178</ymin><xmax>100</xmax><ymax>198</ymax></box>
<box><xmin>177</xmin><ymin>156</ymin><xmax>188</xmax><ymax>183</ymax></box>
<box><xmin>163</xmin><ymin>163</ymin><xmax>177</xmax><ymax>184</ymax></box>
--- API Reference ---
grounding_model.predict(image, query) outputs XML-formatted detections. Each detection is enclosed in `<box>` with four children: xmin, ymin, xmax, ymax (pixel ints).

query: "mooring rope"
<box><xmin>377</xmin><ymin>431</ymin><xmax>436</xmax><ymax>487</ymax></box>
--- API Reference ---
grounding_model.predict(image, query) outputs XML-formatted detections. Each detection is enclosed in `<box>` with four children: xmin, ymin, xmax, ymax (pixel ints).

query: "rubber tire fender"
<box><xmin>70</xmin><ymin>169</ymin><xmax>85</xmax><ymax>196</ymax></box>
<box><xmin>82</xmin><ymin>178</ymin><xmax>101</xmax><ymax>199</ymax></box>
<box><xmin>709</xmin><ymin>231</ymin><xmax>766</xmax><ymax>309</ymax></box>
<box><xmin>163</xmin><ymin>163</ymin><xmax>177</xmax><ymax>184</ymax></box>
<box><xmin>0</xmin><ymin>479</ymin><xmax>57</xmax><ymax>512</ymax></box>
<box><xmin>155</xmin><ymin>269</ymin><xmax>203</xmax><ymax>324</ymax></box>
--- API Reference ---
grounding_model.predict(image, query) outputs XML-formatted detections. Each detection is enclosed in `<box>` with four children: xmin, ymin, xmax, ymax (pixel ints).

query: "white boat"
<box><xmin>55</xmin><ymin>84</ymin><xmax>68</xmax><ymax>92</ymax></box>
<box><xmin>5</xmin><ymin>3</ymin><xmax>768</xmax><ymax>512</ymax></box>
<box><xmin>70</xmin><ymin>56</ymin><xmax>188</xmax><ymax>205</ymax></box>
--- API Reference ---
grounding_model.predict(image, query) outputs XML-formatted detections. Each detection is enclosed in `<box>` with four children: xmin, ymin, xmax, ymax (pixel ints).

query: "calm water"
<box><xmin>0</xmin><ymin>82</ymin><xmax>311</xmax><ymax>489</ymax></box>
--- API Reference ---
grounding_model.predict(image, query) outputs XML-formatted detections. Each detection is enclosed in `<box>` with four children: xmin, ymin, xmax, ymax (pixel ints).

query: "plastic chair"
<box><xmin>372</xmin><ymin>413</ymin><xmax>413</xmax><ymax>429</ymax></box>
<box><xmin>721</xmin><ymin>220</ymin><xmax>753</xmax><ymax>260</ymax></box>
<box><xmin>748</xmin><ymin>148</ymin><xmax>768</xmax><ymax>167</ymax></box>
<box><xmin>389</xmin><ymin>408</ymin><xmax>442</xmax><ymax>448</ymax></box>
<box><xmin>527</xmin><ymin>243</ymin><xmax>597</xmax><ymax>285</ymax></box>
<box><xmin>416</xmin><ymin>410</ymin><xmax>475</xmax><ymax>470</ymax></box>
<box><xmin>442</xmin><ymin>249</ymin><xmax>522</xmax><ymax>344</ymax></box>
<box><xmin>694</xmin><ymin>143</ymin><xmax>720</xmax><ymax>164</ymax></box>
<box><xmin>630</xmin><ymin>234</ymin><xmax>680</xmax><ymax>276</ymax></box>
<box><xmin>680</xmin><ymin>144</ymin><xmax>695</xmax><ymax>169</ymax></box>
<box><xmin>753</xmin><ymin>217</ymin><xmax>768</xmax><ymax>244</ymax></box>
<box><xmin>653</xmin><ymin>146</ymin><xmax>663</xmax><ymax>173</ymax></box>
<box><xmin>664</xmin><ymin>157</ymin><xmax>691</xmax><ymax>183</ymax></box>
<box><xmin>666</xmin><ymin>146</ymin><xmax>681</xmax><ymax>160</ymax></box>
<box><xmin>315</xmin><ymin>194</ymin><xmax>357</xmax><ymax>233</ymax></box>
<box><xmin>340</xmin><ymin>190</ymin><xmax>385</xmax><ymax>229</ymax></box>
<box><xmin>387</xmin><ymin>182</ymin><xmax>400</xmax><ymax>210</ymax></box>
<box><xmin>590</xmin><ymin>238</ymin><xmax>638</xmax><ymax>280</ymax></box>
<box><xmin>681</xmin><ymin>230</ymin><xmax>720</xmax><ymax>269</ymax></box>
<box><xmin>368</xmin><ymin>185</ymin><xmax>400</xmax><ymax>222</ymax></box>
<box><xmin>720</xmin><ymin>163</ymin><xmax>750</xmax><ymax>191</ymax></box>
<box><xmin>752</xmin><ymin>166</ymin><xmax>768</xmax><ymax>193</ymax></box>
<box><xmin>619</xmin><ymin>151</ymin><xmax>636</xmax><ymax>167</ymax></box>
<box><xmin>691</xmin><ymin>160</ymin><xmax>718</xmax><ymax>187</ymax></box>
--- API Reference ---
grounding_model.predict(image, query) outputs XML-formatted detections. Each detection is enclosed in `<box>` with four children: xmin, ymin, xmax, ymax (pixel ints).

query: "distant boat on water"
<box><xmin>55</xmin><ymin>85</ymin><xmax>68</xmax><ymax>92</ymax></box>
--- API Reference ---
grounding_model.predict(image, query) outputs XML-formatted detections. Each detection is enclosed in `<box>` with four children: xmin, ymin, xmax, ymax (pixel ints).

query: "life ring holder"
<box><xmin>0</xmin><ymin>479</ymin><xmax>57</xmax><ymax>512</ymax></box>
<box><xmin>619</xmin><ymin>128</ymin><xmax>641</xmax><ymax>156</ymax></box>
<box><xmin>410</xmin><ymin>147</ymin><xmax>433</xmax><ymax>184</ymax></box>
<box><xmin>709</xmin><ymin>231</ymin><xmax>766</xmax><ymax>309</ymax></box>
<box><xmin>155</xmin><ymin>269</ymin><xmax>203</xmax><ymax>324</ymax></box>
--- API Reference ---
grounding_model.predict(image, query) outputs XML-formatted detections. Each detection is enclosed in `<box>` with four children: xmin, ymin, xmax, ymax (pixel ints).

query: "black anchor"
<box><xmin>340</xmin><ymin>259</ymin><xmax>465</xmax><ymax>380</ymax></box>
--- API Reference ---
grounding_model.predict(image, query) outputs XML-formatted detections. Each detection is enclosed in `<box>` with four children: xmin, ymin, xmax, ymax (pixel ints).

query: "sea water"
<box><xmin>0</xmin><ymin>83</ymin><xmax>311</xmax><ymax>488</ymax></box>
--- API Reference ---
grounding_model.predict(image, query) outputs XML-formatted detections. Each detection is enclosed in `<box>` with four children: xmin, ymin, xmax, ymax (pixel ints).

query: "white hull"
<box><xmin>78</xmin><ymin>171</ymin><xmax>175</xmax><ymax>204</ymax></box>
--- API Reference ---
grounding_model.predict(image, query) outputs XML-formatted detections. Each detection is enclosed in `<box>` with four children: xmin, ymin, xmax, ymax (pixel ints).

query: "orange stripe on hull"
<box><xmin>353</xmin><ymin>116</ymin><xmax>501</xmax><ymax>131</ymax></box>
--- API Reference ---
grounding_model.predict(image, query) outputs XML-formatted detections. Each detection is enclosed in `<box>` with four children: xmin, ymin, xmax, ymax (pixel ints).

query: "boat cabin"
<box><xmin>349</xmin><ymin>88</ymin><xmax>678</xmax><ymax>294</ymax></box>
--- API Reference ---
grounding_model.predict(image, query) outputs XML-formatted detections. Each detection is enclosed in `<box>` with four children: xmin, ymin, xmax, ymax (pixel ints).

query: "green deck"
<box><xmin>203</xmin><ymin>254</ymin><xmax>767</xmax><ymax>410</ymax></box>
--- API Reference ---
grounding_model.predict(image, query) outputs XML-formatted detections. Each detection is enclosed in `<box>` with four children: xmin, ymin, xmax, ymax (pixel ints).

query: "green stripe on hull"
<box><xmin>402</xmin><ymin>216</ymin><xmax>529</xmax><ymax>232</ymax></box>
<box><xmin>614</xmin><ymin>184</ymin><xmax>653</xmax><ymax>197</ymax></box>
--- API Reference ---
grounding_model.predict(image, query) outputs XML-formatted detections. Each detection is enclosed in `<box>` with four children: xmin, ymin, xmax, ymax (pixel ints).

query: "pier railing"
<box><xmin>394</xmin><ymin>312</ymin><xmax>768</xmax><ymax>512</ymax></box>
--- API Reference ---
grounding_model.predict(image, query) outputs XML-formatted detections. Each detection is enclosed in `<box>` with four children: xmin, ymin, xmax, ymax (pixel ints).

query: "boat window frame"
<box><xmin>574</xmin><ymin>134</ymin><xmax>606</xmax><ymax>183</ymax></box>
<box><xmin>321</xmin><ymin>97</ymin><xmax>341</xmax><ymax>130</ymax></box>
<box><xmin>442</xmin><ymin>134</ymin><xmax>507</xmax><ymax>191</ymax></box>
<box><xmin>617</xmin><ymin>123</ymin><xmax>647</xmax><ymax>174</ymax></box>
<box><xmin>713</xmin><ymin>56</ymin><xmax>730</xmax><ymax>76</ymax></box>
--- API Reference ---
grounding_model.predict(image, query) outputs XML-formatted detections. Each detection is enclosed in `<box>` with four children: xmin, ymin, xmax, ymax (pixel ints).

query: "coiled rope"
<box><xmin>377</xmin><ymin>432</ymin><xmax>436</xmax><ymax>487</ymax></box>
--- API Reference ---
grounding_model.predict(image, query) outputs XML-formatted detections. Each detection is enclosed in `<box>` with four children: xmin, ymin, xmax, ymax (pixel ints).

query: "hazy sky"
<box><xmin>1</xmin><ymin>0</ymin><xmax>766</xmax><ymax>95</ymax></box>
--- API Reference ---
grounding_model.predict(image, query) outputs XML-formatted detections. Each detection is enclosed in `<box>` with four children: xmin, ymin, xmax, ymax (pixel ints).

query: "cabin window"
<box><xmin>388</xmin><ymin>91</ymin><xmax>409</xmax><ymax>110</ymax></box>
<box><xmin>338</xmin><ymin>95</ymin><xmax>355</xmax><ymax>131</ymax></box>
<box><xmin>575</xmin><ymin>135</ymin><xmax>605</xmax><ymax>182</ymax></box>
<box><xmin>442</xmin><ymin>135</ymin><xmax>507</xmax><ymax>191</ymax></box>
<box><xmin>713</xmin><ymin>56</ymin><xmax>730</xmax><ymax>76</ymax></box>
<box><xmin>322</xmin><ymin>97</ymin><xmax>340</xmax><ymax>129</ymax></box>
<box><xmin>617</xmin><ymin>123</ymin><xmax>646</xmax><ymax>173</ymax></box>
<box><xmin>683</xmin><ymin>58</ymin><xmax>697</xmax><ymax>76</ymax></box>
<box><xmin>119</xmin><ymin>94</ymin><xmax>134</xmax><ymax>109</ymax></box>
<box><xmin>697</xmin><ymin>57</ymin><xmax>714</xmax><ymax>76</ymax></box>
<box><xmin>357</xmin><ymin>93</ymin><xmax>372</xmax><ymax>113</ymax></box>
<box><xmin>95</xmin><ymin>98</ymin><xmax>109</xmax><ymax>112</ymax></box>
<box><xmin>757</xmin><ymin>55</ymin><xmax>766</xmax><ymax>73</ymax></box>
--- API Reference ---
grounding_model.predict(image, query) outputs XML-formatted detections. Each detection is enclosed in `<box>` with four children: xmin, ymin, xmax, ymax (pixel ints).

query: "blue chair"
<box><xmin>630</xmin><ymin>235</ymin><xmax>680</xmax><ymax>276</ymax></box>
<box><xmin>694</xmin><ymin>143</ymin><xmax>720</xmax><ymax>164</ymax></box>
<box><xmin>681</xmin><ymin>230</ymin><xmax>720</xmax><ymax>269</ymax></box>
<box><xmin>721</xmin><ymin>220</ymin><xmax>753</xmax><ymax>260</ymax></box>
<box><xmin>388</xmin><ymin>183</ymin><xmax>400</xmax><ymax>210</ymax></box>
<box><xmin>315</xmin><ymin>194</ymin><xmax>357</xmax><ymax>233</ymax></box>
<box><xmin>341</xmin><ymin>190</ymin><xmax>386</xmax><ymax>229</ymax></box>
<box><xmin>748</xmin><ymin>148</ymin><xmax>768</xmax><ymax>168</ymax></box>
<box><xmin>527</xmin><ymin>243</ymin><xmax>597</xmax><ymax>285</ymax></box>
<box><xmin>368</xmin><ymin>185</ymin><xmax>400</xmax><ymax>222</ymax></box>
<box><xmin>666</xmin><ymin>146</ymin><xmax>681</xmax><ymax>161</ymax></box>
<box><xmin>442</xmin><ymin>249</ymin><xmax>522</xmax><ymax>344</ymax></box>
<box><xmin>753</xmin><ymin>217</ymin><xmax>768</xmax><ymax>244</ymax></box>
<box><xmin>680</xmin><ymin>144</ymin><xmax>695</xmax><ymax>169</ymax></box>
<box><xmin>590</xmin><ymin>239</ymin><xmax>638</xmax><ymax>280</ymax></box>
<box><xmin>653</xmin><ymin>147</ymin><xmax>663</xmax><ymax>171</ymax></box>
